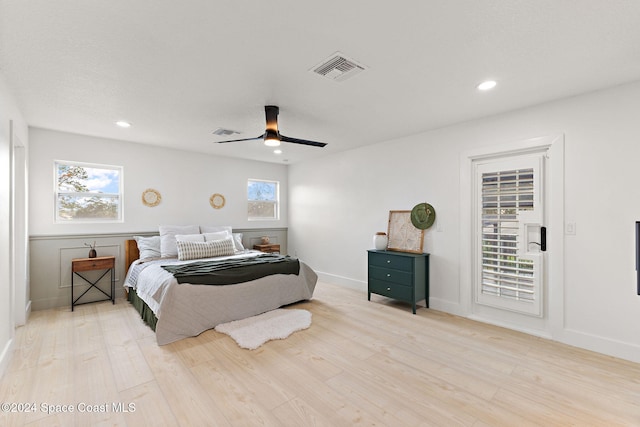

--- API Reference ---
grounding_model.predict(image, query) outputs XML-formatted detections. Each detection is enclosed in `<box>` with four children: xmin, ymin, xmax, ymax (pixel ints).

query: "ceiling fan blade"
<box><xmin>280</xmin><ymin>134</ymin><xmax>327</xmax><ymax>147</ymax></box>
<box><xmin>265</xmin><ymin>105</ymin><xmax>279</xmax><ymax>132</ymax></box>
<box><xmin>215</xmin><ymin>134</ymin><xmax>265</xmax><ymax>143</ymax></box>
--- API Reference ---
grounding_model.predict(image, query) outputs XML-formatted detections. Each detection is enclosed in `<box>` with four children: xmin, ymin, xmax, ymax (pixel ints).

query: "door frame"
<box><xmin>11</xmin><ymin>120</ymin><xmax>28</xmax><ymax>326</ymax></box>
<box><xmin>459</xmin><ymin>134</ymin><xmax>564</xmax><ymax>338</ymax></box>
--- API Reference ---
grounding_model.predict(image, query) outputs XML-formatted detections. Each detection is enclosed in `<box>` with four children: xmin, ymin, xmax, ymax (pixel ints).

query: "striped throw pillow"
<box><xmin>176</xmin><ymin>237</ymin><xmax>235</xmax><ymax>261</ymax></box>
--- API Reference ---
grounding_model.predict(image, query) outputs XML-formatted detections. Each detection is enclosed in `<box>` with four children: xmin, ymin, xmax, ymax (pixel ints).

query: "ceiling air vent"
<box><xmin>310</xmin><ymin>52</ymin><xmax>366</xmax><ymax>82</ymax></box>
<box><xmin>212</xmin><ymin>128</ymin><xmax>240</xmax><ymax>136</ymax></box>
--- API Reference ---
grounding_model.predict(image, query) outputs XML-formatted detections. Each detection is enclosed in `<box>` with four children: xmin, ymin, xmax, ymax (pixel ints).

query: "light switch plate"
<box><xmin>565</xmin><ymin>222</ymin><xmax>576</xmax><ymax>235</ymax></box>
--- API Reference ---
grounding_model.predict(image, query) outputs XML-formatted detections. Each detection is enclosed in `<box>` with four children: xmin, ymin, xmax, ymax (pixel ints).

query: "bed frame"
<box><xmin>124</xmin><ymin>239</ymin><xmax>140</xmax><ymax>274</ymax></box>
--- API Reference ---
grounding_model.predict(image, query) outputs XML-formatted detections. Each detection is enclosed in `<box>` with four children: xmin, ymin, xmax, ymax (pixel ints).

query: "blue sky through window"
<box><xmin>84</xmin><ymin>168</ymin><xmax>119</xmax><ymax>193</ymax></box>
<box><xmin>57</xmin><ymin>164</ymin><xmax>120</xmax><ymax>194</ymax></box>
<box><xmin>248</xmin><ymin>180</ymin><xmax>276</xmax><ymax>201</ymax></box>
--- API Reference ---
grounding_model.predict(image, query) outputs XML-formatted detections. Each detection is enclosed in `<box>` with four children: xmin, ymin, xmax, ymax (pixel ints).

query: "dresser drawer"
<box><xmin>368</xmin><ymin>279</ymin><xmax>413</xmax><ymax>302</ymax></box>
<box><xmin>368</xmin><ymin>266</ymin><xmax>413</xmax><ymax>287</ymax></box>
<box><xmin>368</xmin><ymin>252</ymin><xmax>414</xmax><ymax>272</ymax></box>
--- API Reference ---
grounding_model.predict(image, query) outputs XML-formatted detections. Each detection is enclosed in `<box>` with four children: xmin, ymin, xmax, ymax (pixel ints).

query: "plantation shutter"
<box><xmin>475</xmin><ymin>152</ymin><xmax>544</xmax><ymax>317</ymax></box>
<box><xmin>481</xmin><ymin>169</ymin><xmax>535</xmax><ymax>301</ymax></box>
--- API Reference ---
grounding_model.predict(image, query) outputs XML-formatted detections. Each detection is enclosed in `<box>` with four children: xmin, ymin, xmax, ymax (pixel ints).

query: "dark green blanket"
<box><xmin>161</xmin><ymin>254</ymin><xmax>300</xmax><ymax>285</ymax></box>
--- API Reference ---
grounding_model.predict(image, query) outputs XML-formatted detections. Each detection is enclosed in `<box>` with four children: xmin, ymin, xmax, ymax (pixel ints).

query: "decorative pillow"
<box><xmin>159</xmin><ymin>225</ymin><xmax>200</xmax><ymax>257</ymax></box>
<box><xmin>176</xmin><ymin>237</ymin><xmax>235</xmax><ymax>261</ymax></box>
<box><xmin>133</xmin><ymin>235</ymin><xmax>161</xmax><ymax>259</ymax></box>
<box><xmin>175</xmin><ymin>233</ymin><xmax>205</xmax><ymax>243</ymax></box>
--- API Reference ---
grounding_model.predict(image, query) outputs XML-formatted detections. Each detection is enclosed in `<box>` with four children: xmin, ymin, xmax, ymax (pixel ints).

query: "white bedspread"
<box><xmin>124</xmin><ymin>251</ymin><xmax>317</xmax><ymax>345</ymax></box>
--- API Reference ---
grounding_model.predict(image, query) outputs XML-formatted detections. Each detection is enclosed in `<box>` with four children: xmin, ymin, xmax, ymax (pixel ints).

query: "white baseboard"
<box><xmin>428</xmin><ymin>297</ymin><xmax>464</xmax><ymax>316</ymax></box>
<box><xmin>31</xmin><ymin>289</ymin><xmax>126</xmax><ymax>311</ymax></box>
<box><xmin>467</xmin><ymin>314</ymin><xmax>553</xmax><ymax>340</ymax></box>
<box><xmin>0</xmin><ymin>337</ymin><xmax>14</xmax><ymax>380</ymax></box>
<box><xmin>25</xmin><ymin>299</ymin><xmax>31</xmax><ymax>322</ymax></box>
<box><xmin>316</xmin><ymin>271</ymin><xmax>366</xmax><ymax>292</ymax></box>
<box><xmin>465</xmin><ymin>314</ymin><xmax>639</xmax><ymax>364</ymax></box>
<box><xmin>560</xmin><ymin>328</ymin><xmax>640</xmax><ymax>364</ymax></box>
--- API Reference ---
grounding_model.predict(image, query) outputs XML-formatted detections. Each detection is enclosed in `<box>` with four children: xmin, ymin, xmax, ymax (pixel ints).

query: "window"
<box><xmin>55</xmin><ymin>161</ymin><xmax>123</xmax><ymax>222</ymax></box>
<box><xmin>247</xmin><ymin>179</ymin><xmax>279</xmax><ymax>220</ymax></box>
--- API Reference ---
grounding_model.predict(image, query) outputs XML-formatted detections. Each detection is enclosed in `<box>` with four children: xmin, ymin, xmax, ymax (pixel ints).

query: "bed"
<box><xmin>123</xmin><ymin>230</ymin><xmax>317</xmax><ymax>345</ymax></box>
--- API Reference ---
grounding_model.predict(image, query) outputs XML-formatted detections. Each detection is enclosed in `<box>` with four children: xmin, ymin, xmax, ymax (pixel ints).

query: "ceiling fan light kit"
<box><xmin>264</xmin><ymin>129</ymin><xmax>281</xmax><ymax>147</ymax></box>
<box><xmin>215</xmin><ymin>105</ymin><xmax>327</xmax><ymax>148</ymax></box>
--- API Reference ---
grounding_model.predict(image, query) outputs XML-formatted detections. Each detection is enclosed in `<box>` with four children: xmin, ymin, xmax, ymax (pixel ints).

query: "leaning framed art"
<box><xmin>387</xmin><ymin>210</ymin><xmax>424</xmax><ymax>253</ymax></box>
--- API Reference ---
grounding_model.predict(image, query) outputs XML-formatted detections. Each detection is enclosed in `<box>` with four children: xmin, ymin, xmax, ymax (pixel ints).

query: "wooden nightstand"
<box><xmin>71</xmin><ymin>256</ymin><xmax>116</xmax><ymax>311</ymax></box>
<box><xmin>253</xmin><ymin>244</ymin><xmax>280</xmax><ymax>254</ymax></box>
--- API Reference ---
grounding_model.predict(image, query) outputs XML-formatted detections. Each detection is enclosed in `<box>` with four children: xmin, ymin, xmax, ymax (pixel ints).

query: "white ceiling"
<box><xmin>2</xmin><ymin>1</ymin><xmax>640</xmax><ymax>164</ymax></box>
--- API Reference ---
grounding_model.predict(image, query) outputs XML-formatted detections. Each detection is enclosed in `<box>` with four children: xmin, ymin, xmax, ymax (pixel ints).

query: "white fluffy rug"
<box><xmin>214</xmin><ymin>308</ymin><xmax>311</xmax><ymax>350</ymax></box>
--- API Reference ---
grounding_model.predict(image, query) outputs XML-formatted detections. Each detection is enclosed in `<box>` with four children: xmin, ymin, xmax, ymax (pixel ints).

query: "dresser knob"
<box><xmin>386</xmin><ymin>287</ymin><xmax>391</xmax><ymax>291</ymax></box>
<box><xmin>386</xmin><ymin>273</ymin><xmax>391</xmax><ymax>277</ymax></box>
<box><xmin>386</xmin><ymin>260</ymin><xmax>391</xmax><ymax>263</ymax></box>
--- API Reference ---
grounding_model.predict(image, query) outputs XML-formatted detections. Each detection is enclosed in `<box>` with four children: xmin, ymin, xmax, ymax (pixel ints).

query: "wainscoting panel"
<box><xmin>29</xmin><ymin>228</ymin><xmax>287</xmax><ymax>310</ymax></box>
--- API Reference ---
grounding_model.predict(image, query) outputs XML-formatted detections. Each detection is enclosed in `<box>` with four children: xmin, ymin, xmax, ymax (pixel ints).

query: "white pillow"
<box><xmin>200</xmin><ymin>225</ymin><xmax>244</xmax><ymax>252</ymax></box>
<box><xmin>200</xmin><ymin>225</ymin><xmax>232</xmax><ymax>235</ymax></box>
<box><xmin>176</xmin><ymin>237</ymin><xmax>235</xmax><ymax>261</ymax></box>
<box><xmin>203</xmin><ymin>231</ymin><xmax>230</xmax><ymax>242</ymax></box>
<box><xmin>232</xmin><ymin>233</ymin><xmax>245</xmax><ymax>252</ymax></box>
<box><xmin>159</xmin><ymin>225</ymin><xmax>200</xmax><ymax>257</ymax></box>
<box><xmin>175</xmin><ymin>233</ymin><xmax>205</xmax><ymax>242</ymax></box>
<box><xmin>133</xmin><ymin>235</ymin><xmax>161</xmax><ymax>259</ymax></box>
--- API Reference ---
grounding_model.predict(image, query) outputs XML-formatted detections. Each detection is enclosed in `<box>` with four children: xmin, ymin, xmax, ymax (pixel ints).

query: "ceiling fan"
<box><xmin>215</xmin><ymin>105</ymin><xmax>327</xmax><ymax>148</ymax></box>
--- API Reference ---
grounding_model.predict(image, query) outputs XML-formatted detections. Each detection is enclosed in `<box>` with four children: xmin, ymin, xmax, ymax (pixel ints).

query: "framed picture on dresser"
<box><xmin>387</xmin><ymin>210</ymin><xmax>424</xmax><ymax>254</ymax></box>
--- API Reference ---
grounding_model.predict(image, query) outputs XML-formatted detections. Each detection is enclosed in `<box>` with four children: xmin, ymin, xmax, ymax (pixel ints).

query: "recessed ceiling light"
<box><xmin>115</xmin><ymin>120</ymin><xmax>131</xmax><ymax>128</ymax></box>
<box><xmin>477</xmin><ymin>80</ymin><xmax>497</xmax><ymax>91</ymax></box>
<box><xmin>274</xmin><ymin>149</ymin><xmax>283</xmax><ymax>154</ymax></box>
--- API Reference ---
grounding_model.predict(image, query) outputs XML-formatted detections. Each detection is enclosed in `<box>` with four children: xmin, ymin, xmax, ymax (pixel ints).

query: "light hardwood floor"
<box><xmin>1</xmin><ymin>281</ymin><xmax>639</xmax><ymax>426</ymax></box>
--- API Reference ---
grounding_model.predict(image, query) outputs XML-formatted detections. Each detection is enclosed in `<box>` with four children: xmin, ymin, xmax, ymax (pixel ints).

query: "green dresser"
<box><xmin>367</xmin><ymin>250</ymin><xmax>429</xmax><ymax>314</ymax></box>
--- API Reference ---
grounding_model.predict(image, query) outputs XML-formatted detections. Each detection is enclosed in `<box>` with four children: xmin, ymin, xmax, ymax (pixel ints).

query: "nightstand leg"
<box><xmin>111</xmin><ymin>267</ymin><xmax>115</xmax><ymax>304</ymax></box>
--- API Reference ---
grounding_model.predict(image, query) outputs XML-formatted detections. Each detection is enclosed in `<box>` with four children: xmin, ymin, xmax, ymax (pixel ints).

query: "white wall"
<box><xmin>0</xmin><ymin>72</ymin><xmax>29</xmax><ymax>377</ymax></box>
<box><xmin>29</xmin><ymin>128</ymin><xmax>289</xmax><ymax>235</ymax></box>
<box><xmin>289</xmin><ymin>80</ymin><xmax>640</xmax><ymax>363</ymax></box>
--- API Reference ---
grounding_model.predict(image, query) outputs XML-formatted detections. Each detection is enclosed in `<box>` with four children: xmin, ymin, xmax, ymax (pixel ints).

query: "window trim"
<box><xmin>54</xmin><ymin>160</ymin><xmax>124</xmax><ymax>223</ymax></box>
<box><xmin>247</xmin><ymin>178</ymin><xmax>280</xmax><ymax>221</ymax></box>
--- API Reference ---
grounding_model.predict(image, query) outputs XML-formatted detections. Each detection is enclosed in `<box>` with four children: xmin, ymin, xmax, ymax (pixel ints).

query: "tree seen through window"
<box><xmin>55</xmin><ymin>162</ymin><xmax>122</xmax><ymax>221</ymax></box>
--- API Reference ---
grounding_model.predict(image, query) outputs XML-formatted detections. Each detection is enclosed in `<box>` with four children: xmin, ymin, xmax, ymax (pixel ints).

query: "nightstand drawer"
<box><xmin>72</xmin><ymin>257</ymin><xmax>115</xmax><ymax>272</ymax></box>
<box><xmin>368</xmin><ymin>279</ymin><xmax>413</xmax><ymax>301</ymax></box>
<box><xmin>368</xmin><ymin>266</ymin><xmax>413</xmax><ymax>287</ymax></box>
<box><xmin>368</xmin><ymin>252</ymin><xmax>413</xmax><ymax>271</ymax></box>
